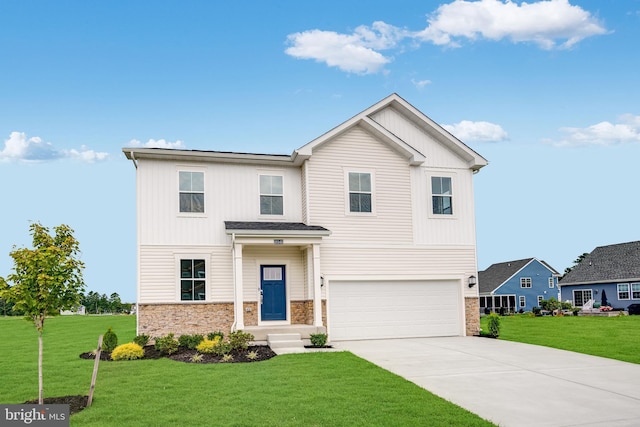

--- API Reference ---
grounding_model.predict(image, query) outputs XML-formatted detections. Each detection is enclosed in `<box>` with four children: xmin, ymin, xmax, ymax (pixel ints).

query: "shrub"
<box><xmin>103</xmin><ymin>327</ymin><xmax>118</xmax><ymax>353</ymax></box>
<box><xmin>310</xmin><ymin>333</ymin><xmax>328</xmax><ymax>347</ymax></box>
<box><xmin>111</xmin><ymin>343</ymin><xmax>144</xmax><ymax>361</ymax></box>
<box><xmin>196</xmin><ymin>337</ymin><xmax>221</xmax><ymax>354</ymax></box>
<box><xmin>221</xmin><ymin>354</ymin><xmax>233</xmax><ymax>363</ymax></box>
<box><xmin>133</xmin><ymin>334</ymin><xmax>150</xmax><ymax>347</ymax></box>
<box><xmin>207</xmin><ymin>331</ymin><xmax>224</xmax><ymax>341</ymax></box>
<box><xmin>179</xmin><ymin>334</ymin><xmax>204</xmax><ymax>350</ymax></box>
<box><xmin>191</xmin><ymin>354</ymin><xmax>204</xmax><ymax>363</ymax></box>
<box><xmin>229</xmin><ymin>330</ymin><xmax>253</xmax><ymax>351</ymax></box>
<box><xmin>246</xmin><ymin>351</ymin><xmax>258</xmax><ymax>361</ymax></box>
<box><xmin>154</xmin><ymin>333</ymin><xmax>179</xmax><ymax>355</ymax></box>
<box><xmin>487</xmin><ymin>313</ymin><xmax>501</xmax><ymax>338</ymax></box>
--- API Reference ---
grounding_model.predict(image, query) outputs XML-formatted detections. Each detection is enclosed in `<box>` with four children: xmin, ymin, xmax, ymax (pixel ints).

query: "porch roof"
<box><xmin>224</xmin><ymin>221</ymin><xmax>331</xmax><ymax>237</ymax></box>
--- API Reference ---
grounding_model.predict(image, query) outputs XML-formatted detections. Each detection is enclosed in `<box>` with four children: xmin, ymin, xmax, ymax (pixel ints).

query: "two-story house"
<box><xmin>478</xmin><ymin>258</ymin><xmax>561</xmax><ymax>313</ymax></box>
<box><xmin>123</xmin><ymin>93</ymin><xmax>488</xmax><ymax>341</ymax></box>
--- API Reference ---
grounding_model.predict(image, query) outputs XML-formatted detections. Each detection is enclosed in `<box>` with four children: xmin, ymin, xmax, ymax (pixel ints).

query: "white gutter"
<box><xmin>129</xmin><ymin>151</ymin><xmax>138</xmax><ymax>169</ymax></box>
<box><xmin>230</xmin><ymin>233</ymin><xmax>237</xmax><ymax>332</ymax></box>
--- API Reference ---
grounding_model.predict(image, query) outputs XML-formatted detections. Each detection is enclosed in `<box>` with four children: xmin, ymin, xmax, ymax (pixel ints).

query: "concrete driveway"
<box><xmin>336</xmin><ymin>337</ymin><xmax>640</xmax><ymax>427</ymax></box>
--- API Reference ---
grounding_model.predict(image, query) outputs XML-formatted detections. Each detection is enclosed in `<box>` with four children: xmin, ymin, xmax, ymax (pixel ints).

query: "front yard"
<box><xmin>480</xmin><ymin>314</ymin><xmax>640</xmax><ymax>364</ymax></box>
<box><xmin>0</xmin><ymin>316</ymin><xmax>494</xmax><ymax>426</ymax></box>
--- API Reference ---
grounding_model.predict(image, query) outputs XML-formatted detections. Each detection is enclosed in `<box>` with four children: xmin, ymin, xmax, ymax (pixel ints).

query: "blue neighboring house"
<box><xmin>479</xmin><ymin>258</ymin><xmax>561</xmax><ymax>313</ymax></box>
<box><xmin>559</xmin><ymin>241</ymin><xmax>640</xmax><ymax>310</ymax></box>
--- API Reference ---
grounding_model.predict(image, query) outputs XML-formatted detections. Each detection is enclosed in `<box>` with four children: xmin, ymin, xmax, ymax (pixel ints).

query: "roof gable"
<box><xmin>478</xmin><ymin>257</ymin><xmax>559</xmax><ymax>293</ymax></box>
<box><xmin>293</xmin><ymin>93</ymin><xmax>488</xmax><ymax>170</ymax></box>
<box><xmin>560</xmin><ymin>240</ymin><xmax>640</xmax><ymax>285</ymax></box>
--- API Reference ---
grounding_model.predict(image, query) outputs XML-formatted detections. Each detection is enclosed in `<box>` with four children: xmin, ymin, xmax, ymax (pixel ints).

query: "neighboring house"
<box><xmin>60</xmin><ymin>305</ymin><xmax>86</xmax><ymax>315</ymax></box>
<box><xmin>123</xmin><ymin>93</ymin><xmax>488</xmax><ymax>341</ymax></box>
<box><xmin>559</xmin><ymin>241</ymin><xmax>640</xmax><ymax>310</ymax></box>
<box><xmin>478</xmin><ymin>258</ymin><xmax>561</xmax><ymax>313</ymax></box>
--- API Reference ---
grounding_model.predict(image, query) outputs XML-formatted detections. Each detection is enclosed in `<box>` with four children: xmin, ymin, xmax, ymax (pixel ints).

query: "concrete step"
<box><xmin>267</xmin><ymin>333</ymin><xmax>306</xmax><ymax>355</ymax></box>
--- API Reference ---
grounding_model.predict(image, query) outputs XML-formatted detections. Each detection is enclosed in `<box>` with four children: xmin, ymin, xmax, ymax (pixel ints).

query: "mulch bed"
<box><xmin>35</xmin><ymin>345</ymin><xmax>277</xmax><ymax>416</ymax></box>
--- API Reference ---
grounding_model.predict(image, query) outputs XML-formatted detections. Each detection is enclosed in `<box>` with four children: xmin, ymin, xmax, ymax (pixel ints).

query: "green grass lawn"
<box><xmin>481</xmin><ymin>314</ymin><xmax>640</xmax><ymax>364</ymax></box>
<box><xmin>0</xmin><ymin>316</ymin><xmax>494</xmax><ymax>426</ymax></box>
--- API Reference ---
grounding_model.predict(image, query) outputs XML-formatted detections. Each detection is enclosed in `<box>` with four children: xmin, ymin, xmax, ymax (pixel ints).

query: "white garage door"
<box><xmin>328</xmin><ymin>280</ymin><xmax>462</xmax><ymax>341</ymax></box>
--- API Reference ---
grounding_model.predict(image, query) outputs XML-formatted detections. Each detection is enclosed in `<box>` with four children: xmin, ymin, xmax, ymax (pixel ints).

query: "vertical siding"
<box><xmin>371</xmin><ymin>107</ymin><xmax>470</xmax><ymax>169</ymax></box>
<box><xmin>137</xmin><ymin>159</ymin><xmax>302</xmax><ymax>246</ymax></box>
<box><xmin>139</xmin><ymin>245</ymin><xmax>233</xmax><ymax>303</ymax></box>
<box><xmin>306</xmin><ymin>126</ymin><xmax>414</xmax><ymax>245</ymax></box>
<box><xmin>241</xmin><ymin>246</ymin><xmax>306</xmax><ymax>301</ymax></box>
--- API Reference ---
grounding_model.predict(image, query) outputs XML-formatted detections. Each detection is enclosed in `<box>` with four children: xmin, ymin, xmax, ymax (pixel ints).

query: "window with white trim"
<box><xmin>520</xmin><ymin>278</ymin><xmax>532</xmax><ymax>288</ymax></box>
<box><xmin>348</xmin><ymin>172</ymin><xmax>372</xmax><ymax>213</ymax></box>
<box><xmin>180</xmin><ymin>259</ymin><xmax>206</xmax><ymax>301</ymax></box>
<box><xmin>260</xmin><ymin>175</ymin><xmax>283</xmax><ymax>215</ymax></box>
<box><xmin>618</xmin><ymin>283</ymin><xmax>630</xmax><ymax>300</ymax></box>
<box><xmin>548</xmin><ymin>277</ymin><xmax>555</xmax><ymax>288</ymax></box>
<box><xmin>573</xmin><ymin>289</ymin><xmax>592</xmax><ymax>307</ymax></box>
<box><xmin>431</xmin><ymin>176</ymin><xmax>453</xmax><ymax>215</ymax></box>
<box><xmin>537</xmin><ymin>296</ymin><xmax>543</xmax><ymax>306</ymax></box>
<box><xmin>519</xmin><ymin>296</ymin><xmax>526</xmax><ymax>308</ymax></box>
<box><xmin>632</xmin><ymin>283</ymin><xmax>640</xmax><ymax>299</ymax></box>
<box><xmin>179</xmin><ymin>171</ymin><xmax>204</xmax><ymax>213</ymax></box>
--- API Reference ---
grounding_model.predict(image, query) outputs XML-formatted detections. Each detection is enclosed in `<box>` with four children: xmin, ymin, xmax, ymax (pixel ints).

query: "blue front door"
<box><xmin>261</xmin><ymin>265</ymin><xmax>286</xmax><ymax>321</ymax></box>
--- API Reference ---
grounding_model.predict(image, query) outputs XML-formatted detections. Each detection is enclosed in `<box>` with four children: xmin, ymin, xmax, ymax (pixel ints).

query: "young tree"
<box><xmin>0</xmin><ymin>223</ymin><xmax>85</xmax><ymax>404</ymax></box>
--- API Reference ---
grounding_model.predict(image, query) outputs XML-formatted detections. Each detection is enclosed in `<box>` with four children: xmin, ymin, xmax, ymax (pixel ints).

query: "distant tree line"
<box><xmin>1</xmin><ymin>290</ymin><xmax>133</xmax><ymax>316</ymax></box>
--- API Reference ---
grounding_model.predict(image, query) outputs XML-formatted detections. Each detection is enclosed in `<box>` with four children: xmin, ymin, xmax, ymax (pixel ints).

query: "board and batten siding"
<box><xmin>240</xmin><ymin>246</ymin><xmax>307</xmax><ymax>302</ymax></box>
<box><xmin>137</xmin><ymin>159</ymin><xmax>303</xmax><ymax>246</ymax></box>
<box><xmin>138</xmin><ymin>245</ymin><xmax>233</xmax><ymax>303</ymax></box>
<box><xmin>305</xmin><ymin>125</ymin><xmax>414</xmax><ymax>245</ymax></box>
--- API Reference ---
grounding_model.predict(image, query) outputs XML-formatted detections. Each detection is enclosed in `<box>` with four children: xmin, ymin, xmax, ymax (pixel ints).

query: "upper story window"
<box><xmin>520</xmin><ymin>277</ymin><xmax>532</xmax><ymax>288</ymax></box>
<box><xmin>260</xmin><ymin>175</ymin><xmax>283</xmax><ymax>215</ymax></box>
<box><xmin>548</xmin><ymin>277</ymin><xmax>555</xmax><ymax>288</ymax></box>
<box><xmin>180</xmin><ymin>259</ymin><xmax>206</xmax><ymax>301</ymax></box>
<box><xmin>348</xmin><ymin>172</ymin><xmax>372</xmax><ymax>213</ymax></box>
<box><xmin>431</xmin><ymin>176</ymin><xmax>452</xmax><ymax>215</ymax></box>
<box><xmin>179</xmin><ymin>171</ymin><xmax>204</xmax><ymax>213</ymax></box>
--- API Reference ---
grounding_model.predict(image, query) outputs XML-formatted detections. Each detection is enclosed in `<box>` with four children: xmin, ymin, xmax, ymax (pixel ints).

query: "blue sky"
<box><xmin>1</xmin><ymin>1</ymin><xmax>639</xmax><ymax>302</ymax></box>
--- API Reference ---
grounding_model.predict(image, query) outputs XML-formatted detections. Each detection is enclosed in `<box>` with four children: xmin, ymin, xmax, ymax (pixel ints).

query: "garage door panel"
<box><xmin>329</xmin><ymin>280</ymin><xmax>461</xmax><ymax>341</ymax></box>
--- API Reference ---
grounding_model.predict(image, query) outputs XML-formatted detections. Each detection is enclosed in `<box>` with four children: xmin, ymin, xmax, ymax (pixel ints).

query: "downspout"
<box><xmin>230</xmin><ymin>233</ymin><xmax>237</xmax><ymax>332</ymax></box>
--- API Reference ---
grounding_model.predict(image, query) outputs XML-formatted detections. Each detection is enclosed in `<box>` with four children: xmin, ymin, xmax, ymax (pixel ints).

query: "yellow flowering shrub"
<box><xmin>196</xmin><ymin>336</ymin><xmax>221</xmax><ymax>354</ymax></box>
<box><xmin>111</xmin><ymin>342</ymin><xmax>145</xmax><ymax>361</ymax></box>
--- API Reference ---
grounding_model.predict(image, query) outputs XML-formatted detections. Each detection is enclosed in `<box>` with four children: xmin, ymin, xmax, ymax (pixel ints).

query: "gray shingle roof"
<box><xmin>224</xmin><ymin>221</ymin><xmax>330</xmax><ymax>233</ymax></box>
<box><xmin>560</xmin><ymin>240</ymin><xmax>640</xmax><ymax>285</ymax></box>
<box><xmin>478</xmin><ymin>258</ymin><xmax>533</xmax><ymax>293</ymax></box>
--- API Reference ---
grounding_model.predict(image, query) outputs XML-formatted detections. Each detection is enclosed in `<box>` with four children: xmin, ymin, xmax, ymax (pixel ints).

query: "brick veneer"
<box><xmin>465</xmin><ymin>297</ymin><xmax>480</xmax><ymax>336</ymax></box>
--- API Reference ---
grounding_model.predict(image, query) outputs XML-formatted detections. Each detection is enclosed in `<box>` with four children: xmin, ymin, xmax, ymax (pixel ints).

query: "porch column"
<box><xmin>233</xmin><ymin>242</ymin><xmax>244</xmax><ymax>330</ymax></box>
<box><xmin>312</xmin><ymin>243</ymin><xmax>323</xmax><ymax>327</ymax></box>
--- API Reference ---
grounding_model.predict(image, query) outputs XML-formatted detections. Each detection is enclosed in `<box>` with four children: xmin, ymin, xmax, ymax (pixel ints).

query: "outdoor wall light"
<box><xmin>320</xmin><ymin>276</ymin><xmax>325</xmax><ymax>287</ymax></box>
<box><xmin>468</xmin><ymin>275</ymin><xmax>477</xmax><ymax>288</ymax></box>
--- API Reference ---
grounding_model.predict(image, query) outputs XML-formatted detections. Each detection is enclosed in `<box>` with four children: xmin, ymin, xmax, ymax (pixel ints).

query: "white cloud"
<box><xmin>443</xmin><ymin>120</ymin><xmax>509</xmax><ymax>142</ymax></box>
<box><xmin>418</xmin><ymin>0</ymin><xmax>608</xmax><ymax>50</ymax></box>
<box><xmin>285</xmin><ymin>1</ymin><xmax>607</xmax><ymax>74</ymax></box>
<box><xmin>0</xmin><ymin>132</ymin><xmax>109</xmax><ymax>163</ymax></box>
<box><xmin>65</xmin><ymin>146</ymin><xmax>110</xmax><ymax>163</ymax></box>
<box><xmin>411</xmin><ymin>78</ymin><xmax>432</xmax><ymax>89</ymax></box>
<box><xmin>126</xmin><ymin>138</ymin><xmax>186</xmax><ymax>149</ymax></box>
<box><xmin>553</xmin><ymin>114</ymin><xmax>640</xmax><ymax>147</ymax></box>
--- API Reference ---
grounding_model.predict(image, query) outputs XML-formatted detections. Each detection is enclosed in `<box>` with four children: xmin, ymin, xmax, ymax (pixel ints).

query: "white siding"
<box><xmin>139</xmin><ymin>245</ymin><xmax>233</xmax><ymax>303</ymax></box>
<box><xmin>306</xmin><ymin>126</ymin><xmax>413</xmax><ymax>245</ymax></box>
<box><xmin>240</xmin><ymin>246</ymin><xmax>306</xmax><ymax>301</ymax></box>
<box><xmin>371</xmin><ymin>107</ymin><xmax>470</xmax><ymax>169</ymax></box>
<box><xmin>137</xmin><ymin>159</ymin><xmax>302</xmax><ymax>246</ymax></box>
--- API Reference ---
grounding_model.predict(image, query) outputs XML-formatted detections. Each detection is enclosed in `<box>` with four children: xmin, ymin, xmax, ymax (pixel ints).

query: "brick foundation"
<box><xmin>138</xmin><ymin>300</ymin><xmax>327</xmax><ymax>337</ymax></box>
<box><xmin>465</xmin><ymin>297</ymin><xmax>480</xmax><ymax>336</ymax></box>
<box><xmin>138</xmin><ymin>303</ymin><xmax>235</xmax><ymax>337</ymax></box>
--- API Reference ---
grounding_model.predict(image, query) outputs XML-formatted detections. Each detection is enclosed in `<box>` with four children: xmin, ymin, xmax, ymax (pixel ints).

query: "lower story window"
<box><xmin>633</xmin><ymin>283</ymin><xmax>640</xmax><ymax>299</ymax></box>
<box><xmin>618</xmin><ymin>283</ymin><xmax>630</xmax><ymax>300</ymax></box>
<box><xmin>573</xmin><ymin>289</ymin><xmax>592</xmax><ymax>307</ymax></box>
<box><xmin>519</xmin><ymin>296</ymin><xmax>526</xmax><ymax>308</ymax></box>
<box><xmin>180</xmin><ymin>259</ymin><xmax>206</xmax><ymax>301</ymax></box>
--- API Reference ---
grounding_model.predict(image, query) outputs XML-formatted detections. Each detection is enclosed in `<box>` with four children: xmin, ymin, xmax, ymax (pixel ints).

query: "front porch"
<box><xmin>245</xmin><ymin>324</ymin><xmax>327</xmax><ymax>343</ymax></box>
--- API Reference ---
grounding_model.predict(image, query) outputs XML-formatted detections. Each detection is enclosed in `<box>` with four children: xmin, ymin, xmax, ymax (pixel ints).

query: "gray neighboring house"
<box><xmin>479</xmin><ymin>258</ymin><xmax>561</xmax><ymax>313</ymax></box>
<box><xmin>559</xmin><ymin>241</ymin><xmax>640</xmax><ymax>310</ymax></box>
